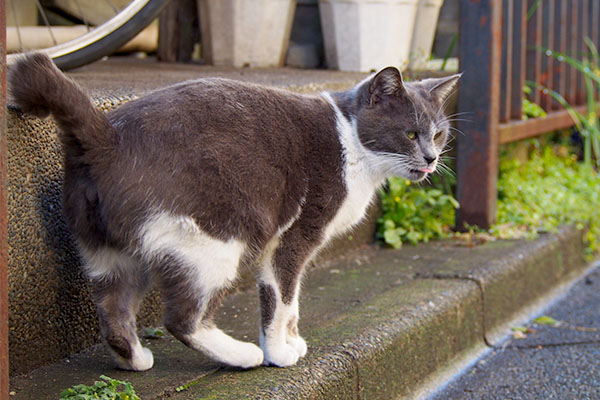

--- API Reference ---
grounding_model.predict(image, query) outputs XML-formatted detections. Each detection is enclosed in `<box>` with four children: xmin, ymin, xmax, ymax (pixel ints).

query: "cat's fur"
<box><xmin>9</xmin><ymin>53</ymin><xmax>459</xmax><ymax>371</ymax></box>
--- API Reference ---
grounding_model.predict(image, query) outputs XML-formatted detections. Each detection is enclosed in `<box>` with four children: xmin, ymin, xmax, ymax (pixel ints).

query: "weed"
<box><xmin>534</xmin><ymin>38</ymin><xmax>600</xmax><ymax>169</ymax></box>
<box><xmin>377</xmin><ymin>177</ymin><xmax>458</xmax><ymax>248</ymax></box>
<box><xmin>492</xmin><ymin>145</ymin><xmax>600</xmax><ymax>256</ymax></box>
<box><xmin>522</xmin><ymin>86</ymin><xmax>546</xmax><ymax>120</ymax></box>
<box><xmin>60</xmin><ymin>375</ymin><xmax>140</xmax><ymax>400</ymax></box>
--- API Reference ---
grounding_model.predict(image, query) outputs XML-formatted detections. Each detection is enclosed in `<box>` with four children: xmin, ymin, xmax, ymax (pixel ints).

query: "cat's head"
<box><xmin>350</xmin><ymin>68</ymin><xmax>460</xmax><ymax>182</ymax></box>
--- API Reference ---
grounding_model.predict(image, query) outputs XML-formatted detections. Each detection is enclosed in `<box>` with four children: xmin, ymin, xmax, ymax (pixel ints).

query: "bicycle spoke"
<box><xmin>72</xmin><ymin>0</ymin><xmax>91</xmax><ymax>31</ymax></box>
<box><xmin>36</xmin><ymin>0</ymin><xmax>58</xmax><ymax>46</ymax></box>
<box><xmin>8</xmin><ymin>0</ymin><xmax>169</xmax><ymax>70</ymax></box>
<box><xmin>104</xmin><ymin>0</ymin><xmax>120</xmax><ymax>15</ymax></box>
<box><xmin>9</xmin><ymin>0</ymin><xmax>23</xmax><ymax>51</ymax></box>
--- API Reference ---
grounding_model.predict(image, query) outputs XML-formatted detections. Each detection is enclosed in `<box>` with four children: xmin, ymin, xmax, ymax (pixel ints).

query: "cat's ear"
<box><xmin>420</xmin><ymin>74</ymin><xmax>462</xmax><ymax>105</ymax></box>
<box><xmin>368</xmin><ymin>67</ymin><xmax>406</xmax><ymax>105</ymax></box>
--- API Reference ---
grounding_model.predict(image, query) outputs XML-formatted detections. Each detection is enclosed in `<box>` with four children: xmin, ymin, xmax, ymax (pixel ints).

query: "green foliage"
<box><xmin>535</xmin><ymin>38</ymin><xmax>600</xmax><ymax>169</ymax></box>
<box><xmin>175</xmin><ymin>380</ymin><xmax>200</xmax><ymax>392</ymax></box>
<box><xmin>440</xmin><ymin>33</ymin><xmax>458</xmax><ymax>71</ymax></box>
<box><xmin>377</xmin><ymin>177</ymin><xmax>459</xmax><ymax>248</ymax></box>
<box><xmin>60</xmin><ymin>375</ymin><xmax>140</xmax><ymax>400</ymax></box>
<box><xmin>522</xmin><ymin>86</ymin><xmax>547</xmax><ymax>120</ymax></box>
<box><xmin>492</xmin><ymin>146</ymin><xmax>600</xmax><ymax>256</ymax></box>
<box><xmin>143</xmin><ymin>327</ymin><xmax>165</xmax><ymax>338</ymax></box>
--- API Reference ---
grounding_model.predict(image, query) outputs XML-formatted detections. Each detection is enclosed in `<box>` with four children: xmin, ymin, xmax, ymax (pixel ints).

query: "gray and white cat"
<box><xmin>9</xmin><ymin>53</ymin><xmax>459</xmax><ymax>371</ymax></box>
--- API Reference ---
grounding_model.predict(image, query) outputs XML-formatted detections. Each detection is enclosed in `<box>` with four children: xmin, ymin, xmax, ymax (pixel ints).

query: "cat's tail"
<box><xmin>8</xmin><ymin>52</ymin><xmax>114</xmax><ymax>150</ymax></box>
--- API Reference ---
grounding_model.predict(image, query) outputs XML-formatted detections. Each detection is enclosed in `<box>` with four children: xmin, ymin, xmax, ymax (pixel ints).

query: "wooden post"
<box><xmin>455</xmin><ymin>0</ymin><xmax>502</xmax><ymax>229</ymax></box>
<box><xmin>0</xmin><ymin>0</ymin><xmax>9</xmax><ymax>395</ymax></box>
<box><xmin>158</xmin><ymin>0</ymin><xmax>199</xmax><ymax>63</ymax></box>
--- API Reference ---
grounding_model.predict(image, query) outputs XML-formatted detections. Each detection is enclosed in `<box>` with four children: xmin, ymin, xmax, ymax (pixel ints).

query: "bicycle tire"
<box><xmin>7</xmin><ymin>0</ymin><xmax>171</xmax><ymax>70</ymax></box>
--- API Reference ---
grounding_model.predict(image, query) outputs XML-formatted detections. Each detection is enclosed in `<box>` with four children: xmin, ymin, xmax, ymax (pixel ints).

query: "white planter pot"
<box><xmin>319</xmin><ymin>0</ymin><xmax>418</xmax><ymax>72</ymax></box>
<box><xmin>408</xmin><ymin>0</ymin><xmax>444</xmax><ymax>70</ymax></box>
<box><xmin>198</xmin><ymin>0</ymin><xmax>296</xmax><ymax>67</ymax></box>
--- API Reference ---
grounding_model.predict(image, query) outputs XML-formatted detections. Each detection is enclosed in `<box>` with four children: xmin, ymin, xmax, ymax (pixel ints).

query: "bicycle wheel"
<box><xmin>7</xmin><ymin>0</ymin><xmax>170</xmax><ymax>70</ymax></box>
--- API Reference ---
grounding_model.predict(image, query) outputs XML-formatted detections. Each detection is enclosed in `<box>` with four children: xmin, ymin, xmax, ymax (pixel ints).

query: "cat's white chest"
<box><xmin>321</xmin><ymin>91</ymin><xmax>382</xmax><ymax>243</ymax></box>
<box><xmin>323</xmin><ymin>152</ymin><xmax>378</xmax><ymax>242</ymax></box>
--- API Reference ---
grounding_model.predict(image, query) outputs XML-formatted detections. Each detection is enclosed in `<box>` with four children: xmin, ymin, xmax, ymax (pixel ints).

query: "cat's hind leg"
<box><xmin>82</xmin><ymin>246</ymin><xmax>154</xmax><ymax>371</ymax></box>
<box><xmin>141</xmin><ymin>213</ymin><xmax>263</xmax><ymax>369</ymax></box>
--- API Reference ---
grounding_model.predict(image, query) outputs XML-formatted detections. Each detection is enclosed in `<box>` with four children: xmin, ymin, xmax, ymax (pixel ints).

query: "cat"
<box><xmin>9</xmin><ymin>53</ymin><xmax>459</xmax><ymax>371</ymax></box>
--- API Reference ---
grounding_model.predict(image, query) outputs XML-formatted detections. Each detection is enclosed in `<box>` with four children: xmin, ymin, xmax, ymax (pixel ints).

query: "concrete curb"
<box><xmin>9</xmin><ymin>226</ymin><xmax>589</xmax><ymax>399</ymax></box>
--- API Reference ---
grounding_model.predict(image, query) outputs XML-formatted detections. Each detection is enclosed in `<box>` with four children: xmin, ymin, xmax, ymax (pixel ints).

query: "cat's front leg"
<box><xmin>285</xmin><ymin>315</ymin><xmax>308</xmax><ymax>358</ymax></box>
<box><xmin>258</xmin><ymin>227</ymin><xmax>319</xmax><ymax>367</ymax></box>
<box><xmin>258</xmin><ymin>279</ymin><xmax>306</xmax><ymax>367</ymax></box>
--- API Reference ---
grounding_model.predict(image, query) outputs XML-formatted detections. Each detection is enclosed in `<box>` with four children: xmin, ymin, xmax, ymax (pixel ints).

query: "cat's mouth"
<box><xmin>407</xmin><ymin>169</ymin><xmax>428</xmax><ymax>181</ymax></box>
<box><xmin>409</xmin><ymin>167</ymin><xmax>434</xmax><ymax>175</ymax></box>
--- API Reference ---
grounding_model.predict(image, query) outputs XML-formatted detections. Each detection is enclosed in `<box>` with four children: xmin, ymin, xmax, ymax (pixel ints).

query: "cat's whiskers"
<box><xmin>361</xmin><ymin>139</ymin><xmax>377</xmax><ymax>147</ymax></box>
<box><xmin>449</xmin><ymin>126</ymin><xmax>465</xmax><ymax>136</ymax></box>
<box><xmin>439</xmin><ymin>147</ymin><xmax>454</xmax><ymax>156</ymax></box>
<box><xmin>441</xmin><ymin>111</ymin><xmax>473</xmax><ymax>120</ymax></box>
<box><xmin>436</xmin><ymin>162</ymin><xmax>454</xmax><ymax>176</ymax></box>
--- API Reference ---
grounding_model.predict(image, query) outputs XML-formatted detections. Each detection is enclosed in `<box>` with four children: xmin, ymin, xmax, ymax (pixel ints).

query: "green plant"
<box><xmin>440</xmin><ymin>33</ymin><xmax>458</xmax><ymax>71</ymax></box>
<box><xmin>522</xmin><ymin>85</ymin><xmax>547</xmax><ymax>120</ymax></box>
<box><xmin>143</xmin><ymin>327</ymin><xmax>165</xmax><ymax>338</ymax></box>
<box><xmin>492</xmin><ymin>145</ymin><xmax>600</xmax><ymax>256</ymax></box>
<box><xmin>175</xmin><ymin>380</ymin><xmax>200</xmax><ymax>392</ymax></box>
<box><xmin>378</xmin><ymin>177</ymin><xmax>459</xmax><ymax>248</ymax></box>
<box><xmin>534</xmin><ymin>38</ymin><xmax>600</xmax><ymax>169</ymax></box>
<box><xmin>60</xmin><ymin>375</ymin><xmax>141</xmax><ymax>400</ymax></box>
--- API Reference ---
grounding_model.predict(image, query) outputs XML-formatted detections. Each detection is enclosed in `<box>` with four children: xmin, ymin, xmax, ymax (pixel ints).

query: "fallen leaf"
<box><xmin>511</xmin><ymin>326</ymin><xmax>528</xmax><ymax>333</ymax></box>
<box><xmin>512</xmin><ymin>331</ymin><xmax>527</xmax><ymax>339</ymax></box>
<box><xmin>534</xmin><ymin>316</ymin><xmax>560</xmax><ymax>326</ymax></box>
<box><xmin>144</xmin><ymin>327</ymin><xmax>165</xmax><ymax>338</ymax></box>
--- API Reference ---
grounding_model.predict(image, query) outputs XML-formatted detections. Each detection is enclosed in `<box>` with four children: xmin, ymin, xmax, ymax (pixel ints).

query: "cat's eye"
<box><xmin>406</xmin><ymin>131</ymin><xmax>418</xmax><ymax>140</ymax></box>
<box><xmin>434</xmin><ymin>131</ymin><xmax>443</xmax><ymax>140</ymax></box>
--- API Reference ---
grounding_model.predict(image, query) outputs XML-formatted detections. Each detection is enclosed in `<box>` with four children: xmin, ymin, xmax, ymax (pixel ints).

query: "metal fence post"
<box><xmin>455</xmin><ymin>0</ymin><xmax>502</xmax><ymax>229</ymax></box>
<box><xmin>0</xmin><ymin>0</ymin><xmax>9</xmax><ymax>395</ymax></box>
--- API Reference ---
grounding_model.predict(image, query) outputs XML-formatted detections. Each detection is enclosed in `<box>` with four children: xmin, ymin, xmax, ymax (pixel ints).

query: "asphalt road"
<box><xmin>429</xmin><ymin>263</ymin><xmax>600</xmax><ymax>400</ymax></box>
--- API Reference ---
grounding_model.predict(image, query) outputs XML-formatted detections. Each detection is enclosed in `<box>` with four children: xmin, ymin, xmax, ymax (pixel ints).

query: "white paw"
<box><xmin>187</xmin><ymin>327</ymin><xmax>264</xmax><ymax>369</ymax></box>
<box><xmin>113</xmin><ymin>346</ymin><xmax>154</xmax><ymax>371</ymax></box>
<box><xmin>224</xmin><ymin>342</ymin><xmax>264</xmax><ymax>369</ymax></box>
<box><xmin>287</xmin><ymin>335</ymin><xmax>307</xmax><ymax>358</ymax></box>
<box><xmin>262</xmin><ymin>343</ymin><xmax>299</xmax><ymax>367</ymax></box>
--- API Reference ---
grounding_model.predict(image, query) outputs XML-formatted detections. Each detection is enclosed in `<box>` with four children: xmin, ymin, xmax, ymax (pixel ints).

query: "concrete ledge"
<box><xmin>9</xmin><ymin>226</ymin><xmax>588</xmax><ymax>399</ymax></box>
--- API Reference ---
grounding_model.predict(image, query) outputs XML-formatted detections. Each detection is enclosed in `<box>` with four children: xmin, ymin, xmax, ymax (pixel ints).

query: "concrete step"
<box><xmin>9</xmin><ymin>226</ymin><xmax>589</xmax><ymax>399</ymax></box>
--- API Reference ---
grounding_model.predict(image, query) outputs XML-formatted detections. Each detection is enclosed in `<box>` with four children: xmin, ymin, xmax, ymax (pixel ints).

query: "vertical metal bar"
<box><xmin>552</xmin><ymin>0</ymin><xmax>567</xmax><ymax>109</ymax></box>
<box><xmin>576</xmin><ymin>0</ymin><xmax>589</xmax><ymax>105</ymax></box>
<box><xmin>500</xmin><ymin>0</ymin><xmax>513</xmax><ymax>123</ymax></box>
<box><xmin>0</xmin><ymin>0</ymin><xmax>9</xmax><ymax>396</ymax></box>
<box><xmin>565</xmin><ymin>0</ymin><xmax>578</xmax><ymax>104</ymax></box>
<box><xmin>591</xmin><ymin>0</ymin><xmax>600</xmax><ymax>102</ymax></box>
<box><xmin>526</xmin><ymin>0</ymin><xmax>543</xmax><ymax>106</ymax></box>
<box><xmin>511</xmin><ymin>0</ymin><xmax>527</xmax><ymax>120</ymax></box>
<box><xmin>540</xmin><ymin>0</ymin><xmax>554</xmax><ymax>111</ymax></box>
<box><xmin>591</xmin><ymin>1</ymin><xmax>599</xmax><ymax>58</ymax></box>
<box><xmin>456</xmin><ymin>0</ymin><xmax>502</xmax><ymax>229</ymax></box>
